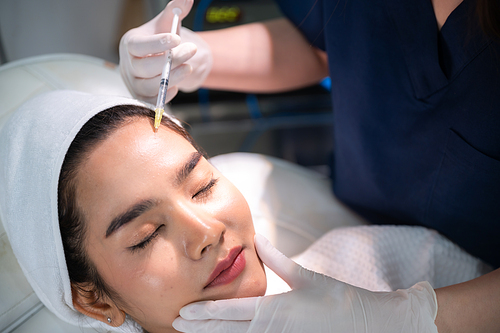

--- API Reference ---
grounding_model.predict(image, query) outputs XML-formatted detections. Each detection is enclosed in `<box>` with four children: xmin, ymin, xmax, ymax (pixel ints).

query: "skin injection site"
<box><xmin>0</xmin><ymin>0</ymin><xmax>499</xmax><ymax>332</ymax></box>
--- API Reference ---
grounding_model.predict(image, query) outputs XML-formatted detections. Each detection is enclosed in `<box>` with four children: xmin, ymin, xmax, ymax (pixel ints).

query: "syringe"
<box><xmin>154</xmin><ymin>7</ymin><xmax>182</xmax><ymax>132</ymax></box>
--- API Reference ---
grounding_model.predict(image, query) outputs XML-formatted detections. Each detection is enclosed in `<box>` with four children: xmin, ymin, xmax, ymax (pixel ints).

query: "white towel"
<box><xmin>265</xmin><ymin>225</ymin><xmax>492</xmax><ymax>296</ymax></box>
<box><xmin>293</xmin><ymin>225</ymin><xmax>492</xmax><ymax>291</ymax></box>
<box><xmin>0</xmin><ymin>90</ymin><xmax>145</xmax><ymax>332</ymax></box>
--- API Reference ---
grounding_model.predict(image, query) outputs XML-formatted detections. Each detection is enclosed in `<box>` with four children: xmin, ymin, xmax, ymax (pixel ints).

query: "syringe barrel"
<box><xmin>155</xmin><ymin>78</ymin><xmax>169</xmax><ymax>108</ymax></box>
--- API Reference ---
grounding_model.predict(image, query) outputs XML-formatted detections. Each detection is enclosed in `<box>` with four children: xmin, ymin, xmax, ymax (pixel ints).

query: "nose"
<box><xmin>175</xmin><ymin>201</ymin><xmax>226</xmax><ymax>260</ymax></box>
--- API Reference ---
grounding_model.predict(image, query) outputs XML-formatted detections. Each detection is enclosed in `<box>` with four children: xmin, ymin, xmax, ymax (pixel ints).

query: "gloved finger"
<box><xmin>179</xmin><ymin>297</ymin><xmax>259</xmax><ymax>320</ymax></box>
<box><xmin>129</xmin><ymin>65</ymin><xmax>190</xmax><ymax>97</ymax></box>
<box><xmin>171</xmin><ymin>42</ymin><xmax>197</xmax><ymax>68</ymax></box>
<box><xmin>134</xmin><ymin>85</ymin><xmax>178</xmax><ymax>105</ymax></box>
<box><xmin>128</xmin><ymin>42</ymin><xmax>196</xmax><ymax>79</ymax></box>
<box><xmin>172</xmin><ymin>317</ymin><xmax>250</xmax><ymax>333</ymax></box>
<box><xmin>169</xmin><ymin>64</ymin><xmax>193</xmax><ymax>87</ymax></box>
<box><xmin>128</xmin><ymin>75</ymin><xmax>162</xmax><ymax>97</ymax></box>
<box><xmin>126</xmin><ymin>33</ymin><xmax>180</xmax><ymax>58</ymax></box>
<box><xmin>254</xmin><ymin>234</ymin><xmax>312</xmax><ymax>289</ymax></box>
<box><xmin>163</xmin><ymin>85</ymin><xmax>179</xmax><ymax>104</ymax></box>
<box><xmin>139</xmin><ymin>95</ymin><xmax>157</xmax><ymax>105</ymax></box>
<box><xmin>129</xmin><ymin>53</ymin><xmax>168</xmax><ymax>79</ymax></box>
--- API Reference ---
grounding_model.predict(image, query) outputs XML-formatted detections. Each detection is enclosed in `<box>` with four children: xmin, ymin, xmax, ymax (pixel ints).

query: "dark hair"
<box><xmin>58</xmin><ymin>105</ymin><xmax>203</xmax><ymax>305</ymax></box>
<box><xmin>477</xmin><ymin>0</ymin><xmax>500</xmax><ymax>39</ymax></box>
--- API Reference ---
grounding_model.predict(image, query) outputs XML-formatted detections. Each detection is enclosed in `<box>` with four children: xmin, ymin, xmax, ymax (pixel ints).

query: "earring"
<box><xmin>107</xmin><ymin>317</ymin><xmax>112</xmax><ymax>324</ymax></box>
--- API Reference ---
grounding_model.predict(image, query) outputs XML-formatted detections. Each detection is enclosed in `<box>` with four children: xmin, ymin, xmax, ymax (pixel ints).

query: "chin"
<box><xmin>234</xmin><ymin>268</ymin><xmax>268</xmax><ymax>299</ymax></box>
<box><xmin>212</xmin><ymin>269</ymin><xmax>267</xmax><ymax>301</ymax></box>
<box><xmin>240</xmin><ymin>278</ymin><xmax>267</xmax><ymax>298</ymax></box>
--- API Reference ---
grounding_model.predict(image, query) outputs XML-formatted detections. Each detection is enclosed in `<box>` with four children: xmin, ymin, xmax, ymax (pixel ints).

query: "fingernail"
<box><xmin>160</xmin><ymin>35</ymin><xmax>172</xmax><ymax>44</ymax></box>
<box><xmin>171</xmin><ymin>318</ymin><xmax>184</xmax><ymax>332</ymax></box>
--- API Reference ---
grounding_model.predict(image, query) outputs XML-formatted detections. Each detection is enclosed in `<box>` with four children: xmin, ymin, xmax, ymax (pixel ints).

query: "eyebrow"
<box><xmin>104</xmin><ymin>152</ymin><xmax>203</xmax><ymax>238</ymax></box>
<box><xmin>175</xmin><ymin>151</ymin><xmax>202</xmax><ymax>186</ymax></box>
<box><xmin>105</xmin><ymin>199</ymin><xmax>158</xmax><ymax>238</ymax></box>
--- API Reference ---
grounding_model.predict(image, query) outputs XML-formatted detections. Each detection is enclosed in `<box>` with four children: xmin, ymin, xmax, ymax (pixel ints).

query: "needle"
<box><xmin>154</xmin><ymin>7</ymin><xmax>182</xmax><ymax>132</ymax></box>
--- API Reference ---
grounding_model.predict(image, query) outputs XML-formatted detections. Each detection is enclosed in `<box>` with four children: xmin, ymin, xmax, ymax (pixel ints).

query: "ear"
<box><xmin>71</xmin><ymin>283</ymin><xmax>126</xmax><ymax>327</ymax></box>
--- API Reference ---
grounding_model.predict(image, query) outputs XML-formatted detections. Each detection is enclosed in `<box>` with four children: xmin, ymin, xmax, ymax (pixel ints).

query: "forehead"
<box><xmin>74</xmin><ymin>118</ymin><xmax>199</xmax><ymax>216</ymax></box>
<box><xmin>82</xmin><ymin>117</ymin><xmax>196</xmax><ymax>170</ymax></box>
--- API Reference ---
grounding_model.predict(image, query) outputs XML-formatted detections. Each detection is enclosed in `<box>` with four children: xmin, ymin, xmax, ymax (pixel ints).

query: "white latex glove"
<box><xmin>119</xmin><ymin>0</ymin><xmax>212</xmax><ymax>103</ymax></box>
<box><xmin>172</xmin><ymin>234</ymin><xmax>439</xmax><ymax>333</ymax></box>
<box><xmin>176</xmin><ymin>27</ymin><xmax>213</xmax><ymax>93</ymax></box>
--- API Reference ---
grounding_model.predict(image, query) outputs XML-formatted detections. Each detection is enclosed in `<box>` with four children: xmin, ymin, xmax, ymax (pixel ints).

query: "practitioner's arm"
<box><xmin>120</xmin><ymin>15</ymin><xmax>329</xmax><ymax>101</ymax></box>
<box><xmin>198</xmin><ymin>18</ymin><xmax>329</xmax><ymax>93</ymax></box>
<box><xmin>435</xmin><ymin>268</ymin><xmax>500</xmax><ymax>333</ymax></box>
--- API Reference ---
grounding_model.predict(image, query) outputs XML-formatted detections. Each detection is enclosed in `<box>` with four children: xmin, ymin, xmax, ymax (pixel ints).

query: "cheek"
<box><xmin>96</xmin><ymin>243</ymin><xmax>195</xmax><ymax>315</ymax></box>
<box><xmin>245</xmin><ymin>255</ymin><xmax>268</xmax><ymax>297</ymax></box>
<box><xmin>214</xmin><ymin>181</ymin><xmax>254</xmax><ymax>232</ymax></box>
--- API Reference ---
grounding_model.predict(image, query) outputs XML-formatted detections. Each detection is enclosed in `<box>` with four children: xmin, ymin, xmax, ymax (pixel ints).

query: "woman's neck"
<box><xmin>431</xmin><ymin>0</ymin><xmax>464</xmax><ymax>30</ymax></box>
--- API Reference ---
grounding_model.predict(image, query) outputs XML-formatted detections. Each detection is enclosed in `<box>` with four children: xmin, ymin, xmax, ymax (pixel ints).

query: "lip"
<box><xmin>204</xmin><ymin>246</ymin><xmax>246</xmax><ymax>289</ymax></box>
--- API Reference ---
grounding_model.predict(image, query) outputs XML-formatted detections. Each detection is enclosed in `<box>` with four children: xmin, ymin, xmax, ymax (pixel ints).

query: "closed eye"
<box><xmin>192</xmin><ymin>178</ymin><xmax>219</xmax><ymax>199</ymax></box>
<box><xmin>129</xmin><ymin>224</ymin><xmax>165</xmax><ymax>252</ymax></box>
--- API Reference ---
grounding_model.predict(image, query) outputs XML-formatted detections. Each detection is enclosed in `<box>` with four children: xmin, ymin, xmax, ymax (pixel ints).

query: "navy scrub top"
<box><xmin>275</xmin><ymin>0</ymin><xmax>500</xmax><ymax>268</ymax></box>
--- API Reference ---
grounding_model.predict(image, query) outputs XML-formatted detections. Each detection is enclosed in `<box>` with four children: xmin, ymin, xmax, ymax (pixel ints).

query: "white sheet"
<box><xmin>266</xmin><ymin>225</ymin><xmax>492</xmax><ymax>295</ymax></box>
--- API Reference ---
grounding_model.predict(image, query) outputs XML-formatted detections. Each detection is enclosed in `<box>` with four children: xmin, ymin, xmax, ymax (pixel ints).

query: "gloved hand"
<box><xmin>176</xmin><ymin>27</ymin><xmax>213</xmax><ymax>93</ymax></box>
<box><xmin>119</xmin><ymin>0</ymin><xmax>212</xmax><ymax>103</ymax></box>
<box><xmin>172</xmin><ymin>234</ymin><xmax>439</xmax><ymax>333</ymax></box>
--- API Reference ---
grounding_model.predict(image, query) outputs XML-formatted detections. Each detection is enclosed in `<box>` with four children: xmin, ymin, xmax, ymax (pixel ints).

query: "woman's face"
<box><xmin>74</xmin><ymin>117</ymin><xmax>267</xmax><ymax>332</ymax></box>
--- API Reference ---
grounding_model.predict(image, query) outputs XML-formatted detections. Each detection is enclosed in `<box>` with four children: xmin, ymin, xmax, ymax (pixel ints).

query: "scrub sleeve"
<box><xmin>274</xmin><ymin>0</ymin><xmax>500</xmax><ymax>268</ymax></box>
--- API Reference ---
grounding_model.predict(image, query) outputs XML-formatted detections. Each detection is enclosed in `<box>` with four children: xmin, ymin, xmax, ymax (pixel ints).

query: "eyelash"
<box><xmin>129</xmin><ymin>225</ymin><xmax>164</xmax><ymax>252</ymax></box>
<box><xmin>192</xmin><ymin>178</ymin><xmax>219</xmax><ymax>200</ymax></box>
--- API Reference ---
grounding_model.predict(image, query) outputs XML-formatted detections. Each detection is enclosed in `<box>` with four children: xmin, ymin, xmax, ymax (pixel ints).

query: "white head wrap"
<box><xmin>0</xmin><ymin>90</ymin><xmax>148</xmax><ymax>332</ymax></box>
